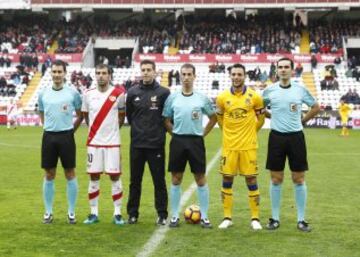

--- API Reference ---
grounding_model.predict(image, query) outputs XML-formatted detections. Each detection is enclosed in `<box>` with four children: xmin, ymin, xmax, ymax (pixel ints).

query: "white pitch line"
<box><xmin>136</xmin><ymin>148</ymin><xmax>222</xmax><ymax>257</ymax></box>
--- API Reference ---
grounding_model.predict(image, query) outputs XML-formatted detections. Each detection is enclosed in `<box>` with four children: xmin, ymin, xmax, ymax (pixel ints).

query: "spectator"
<box><xmin>295</xmin><ymin>63</ymin><xmax>303</xmax><ymax>77</ymax></box>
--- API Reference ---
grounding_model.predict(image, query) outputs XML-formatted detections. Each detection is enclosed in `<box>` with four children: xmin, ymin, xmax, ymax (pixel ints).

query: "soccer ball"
<box><xmin>184</xmin><ymin>204</ymin><xmax>201</xmax><ymax>224</ymax></box>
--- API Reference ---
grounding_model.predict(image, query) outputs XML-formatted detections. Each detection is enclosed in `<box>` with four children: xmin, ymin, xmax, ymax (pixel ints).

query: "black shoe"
<box><xmin>68</xmin><ymin>213</ymin><xmax>77</xmax><ymax>224</ymax></box>
<box><xmin>156</xmin><ymin>217</ymin><xmax>167</xmax><ymax>226</ymax></box>
<box><xmin>128</xmin><ymin>216</ymin><xmax>138</xmax><ymax>224</ymax></box>
<box><xmin>43</xmin><ymin>213</ymin><xmax>53</xmax><ymax>224</ymax></box>
<box><xmin>266</xmin><ymin>218</ymin><xmax>280</xmax><ymax>230</ymax></box>
<box><xmin>297</xmin><ymin>221</ymin><xmax>312</xmax><ymax>232</ymax></box>
<box><xmin>169</xmin><ymin>217</ymin><xmax>180</xmax><ymax>228</ymax></box>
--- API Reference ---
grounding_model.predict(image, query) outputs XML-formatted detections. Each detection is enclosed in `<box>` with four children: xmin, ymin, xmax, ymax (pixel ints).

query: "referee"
<box><xmin>262</xmin><ymin>57</ymin><xmax>320</xmax><ymax>232</ymax></box>
<box><xmin>163</xmin><ymin>63</ymin><xmax>217</xmax><ymax>228</ymax></box>
<box><xmin>126</xmin><ymin>60</ymin><xmax>170</xmax><ymax>225</ymax></box>
<box><xmin>38</xmin><ymin>60</ymin><xmax>82</xmax><ymax>224</ymax></box>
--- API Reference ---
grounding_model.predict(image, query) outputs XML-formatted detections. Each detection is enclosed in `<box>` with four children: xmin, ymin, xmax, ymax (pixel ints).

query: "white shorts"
<box><xmin>87</xmin><ymin>146</ymin><xmax>121</xmax><ymax>175</ymax></box>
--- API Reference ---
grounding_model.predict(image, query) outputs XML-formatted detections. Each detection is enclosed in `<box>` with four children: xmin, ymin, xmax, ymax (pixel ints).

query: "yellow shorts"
<box><xmin>220</xmin><ymin>149</ymin><xmax>258</xmax><ymax>177</ymax></box>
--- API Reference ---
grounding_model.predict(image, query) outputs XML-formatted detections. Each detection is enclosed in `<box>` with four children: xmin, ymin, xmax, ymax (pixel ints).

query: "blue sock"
<box><xmin>197</xmin><ymin>184</ymin><xmax>209</xmax><ymax>220</ymax></box>
<box><xmin>295</xmin><ymin>183</ymin><xmax>307</xmax><ymax>222</ymax></box>
<box><xmin>170</xmin><ymin>184</ymin><xmax>181</xmax><ymax>219</ymax></box>
<box><xmin>270</xmin><ymin>183</ymin><xmax>282</xmax><ymax>221</ymax></box>
<box><xmin>67</xmin><ymin>178</ymin><xmax>78</xmax><ymax>215</ymax></box>
<box><xmin>43</xmin><ymin>179</ymin><xmax>55</xmax><ymax>214</ymax></box>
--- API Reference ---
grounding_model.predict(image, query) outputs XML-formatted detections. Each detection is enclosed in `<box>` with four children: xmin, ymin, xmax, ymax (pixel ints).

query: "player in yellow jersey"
<box><xmin>216</xmin><ymin>64</ymin><xmax>265</xmax><ymax>230</ymax></box>
<box><xmin>338</xmin><ymin>100</ymin><xmax>352</xmax><ymax>136</ymax></box>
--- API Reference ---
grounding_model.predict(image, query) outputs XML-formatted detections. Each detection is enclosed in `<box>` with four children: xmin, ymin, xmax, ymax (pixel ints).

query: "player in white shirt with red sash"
<box><xmin>7</xmin><ymin>98</ymin><xmax>19</xmax><ymax>130</ymax></box>
<box><xmin>82</xmin><ymin>64</ymin><xmax>126</xmax><ymax>225</ymax></box>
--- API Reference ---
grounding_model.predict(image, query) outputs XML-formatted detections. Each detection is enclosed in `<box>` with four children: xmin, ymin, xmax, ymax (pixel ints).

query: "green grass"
<box><xmin>0</xmin><ymin>127</ymin><xmax>359</xmax><ymax>257</ymax></box>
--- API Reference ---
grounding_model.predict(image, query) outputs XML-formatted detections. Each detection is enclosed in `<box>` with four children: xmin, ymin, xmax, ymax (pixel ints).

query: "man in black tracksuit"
<box><xmin>126</xmin><ymin>60</ymin><xmax>170</xmax><ymax>225</ymax></box>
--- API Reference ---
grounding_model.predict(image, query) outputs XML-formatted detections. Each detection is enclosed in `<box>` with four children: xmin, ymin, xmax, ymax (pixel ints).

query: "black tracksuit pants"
<box><xmin>127</xmin><ymin>147</ymin><xmax>168</xmax><ymax>219</ymax></box>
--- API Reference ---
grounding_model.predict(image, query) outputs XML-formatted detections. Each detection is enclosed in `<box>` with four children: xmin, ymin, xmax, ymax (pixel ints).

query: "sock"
<box><xmin>221</xmin><ymin>181</ymin><xmax>233</xmax><ymax>219</ymax></box>
<box><xmin>295</xmin><ymin>183</ymin><xmax>307</xmax><ymax>222</ymax></box>
<box><xmin>345</xmin><ymin>127</ymin><xmax>349</xmax><ymax>136</ymax></box>
<box><xmin>341</xmin><ymin>127</ymin><xmax>345</xmax><ymax>136</ymax></box>
<box><xmin>112</xmin><ymin>180</ymin><xmax>123</xmax><ymax>216</ymax></box>
<box><xmin>88</xmin><ymin>180</ymin><xmax>100</xmax><ymax>216</ymax></box>
<box><xmin>247</xmin><ymin>184</ymin><xmax>260</xmax><ymax>220</ymax></box>
<box><xmin>7</xmin><ymin>122</ymin><xmax>10</xmax><ymax>129</ymax></box>
<box><xmin>197</xmin><ymin>184</ymin><xmax>209</xmax><ymax>220</ymax></box>
<box><xmin>67</xmin><ymin>177</ymin><xmax>78</xmax><ymax>215</ymax></box>
<box><xmin>43</xmin><ymin>178</ymin><xmax>55</xmax><ymax>214</ymax></box>
<box><xmin>170</xmin><ymin>184</ymin><xmax>181</xmax><ymax>219</ymax></box>
<box><xmin>270</xmin><ymin>183</ymin><xmax>282</xmax><ymax>221</ymax></box>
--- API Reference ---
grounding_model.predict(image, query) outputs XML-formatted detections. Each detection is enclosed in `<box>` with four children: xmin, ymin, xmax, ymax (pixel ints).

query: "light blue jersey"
<box><xmin>262</xmin><ymin>81</ymin><xmax>316</xmax><ymax>133</ymax></box>
<box><xmin>163</xmin><ymin>91</ymin><xmax>215</xmax><ymax>136</ymax></box>
<box><xmin>38</xmin><ymin>85</ymin><xmax>82</xmax><ymax>132</ymax></box>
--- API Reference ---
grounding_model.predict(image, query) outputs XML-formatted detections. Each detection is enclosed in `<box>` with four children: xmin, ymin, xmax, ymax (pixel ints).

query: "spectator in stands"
<box><xmin>124</xmin><ymin>57</ymin><xmax>131</xmax><ymax>68</ymax></box>
<box><xmin>353</xmin><ymin>67</ymin><xmax>360</xmax><ymax>82</ymax></box>
<box><xmin>311</xmin><ymin>54</ymin><xmax>318</xmax><ymax>71</ymax></box>
<box><xmin>334</xmin><ymin>57</ymin><xmax>342</xmax><ymax>69</ymax></box>
<box><xmin>295</xmin><ymin>63</ymin><xmax>303</xmax><ymax>77</ymax></box>
<box><xmin>269</xmin><ymin>62</ymin><xmax>277</xmax><ymax>82</ymax></box>
<box><xmin>114</xmin><ymin>55</ymin><xmax>122</xmax><ymax>68</ymax></box>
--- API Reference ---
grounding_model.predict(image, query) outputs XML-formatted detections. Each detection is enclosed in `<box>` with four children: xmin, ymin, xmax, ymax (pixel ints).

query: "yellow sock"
<box><xmin>341</xmin><ymin>127</ymin><xmax>345</xmax><ymax>136</ymax></box>
<box><xmin>248</xmin><ymin>189</ymin><xmax>260</xmax><ymax>220</ymax></box>
<box><xmin>221</xmin><ymin>188</ymin><xmax>233</xmax><ymax>219</ymax></box>
<box><xmin>345</xmin><ymin>127</ymin><xmax>349</xmax><ymax>136</ymax></box>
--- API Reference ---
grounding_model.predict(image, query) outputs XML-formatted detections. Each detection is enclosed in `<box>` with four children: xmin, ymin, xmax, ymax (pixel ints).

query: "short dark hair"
<box><xmin>140</xmin><ymin>59</ymin><xmax>156</xmax><ymax>70</ymax></box>
<box><xmin>180</xmin><ymin>63</ymin><xmax>196</xmax><ymax>75</ymax></box>
<box><xmin>229</xmin><ymin>63</ymin><xmax>246</xmax><ymax>74</ymax></box>
<box><xmin>95</xmin><ymin>63</ymin><xmax>112</xmax><ymax>75</ymax></box>
<box><xmin>51</xmin><ymin>60</ymin><xmax>67</xmax><ymax>72</ymax></box>
<box><xmin>277</xmin><ymin>57</ymin><xmax>294</xmax><ymax>69</ymax></box>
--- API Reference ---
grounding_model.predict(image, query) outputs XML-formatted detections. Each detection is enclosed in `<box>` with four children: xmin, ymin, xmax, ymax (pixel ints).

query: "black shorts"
<box><xmin>41</xmin><ymin>130</ymin><xmax>76</xmax><ymax>169</ymax></box>
<box><xmin>168</xmin><ymin>134</ymin><xmax>206</xmax><ymax>173</ymax></box>
<box><xmin>266</xmin><ymin>130</ymin><xmax>308</xmax><ymax>172</ymax></box>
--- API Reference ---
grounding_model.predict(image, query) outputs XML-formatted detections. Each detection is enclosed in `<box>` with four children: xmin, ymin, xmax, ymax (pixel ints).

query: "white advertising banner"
<box><xmin>0</xmin><ymin>0</ymin><xmax>30</xmax><ymax>9</ymax></box>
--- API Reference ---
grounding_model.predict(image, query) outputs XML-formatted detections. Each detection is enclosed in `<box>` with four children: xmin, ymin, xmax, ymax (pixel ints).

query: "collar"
<box><xmin>140</xmin><ymin>80</ymin><xmax>158</xmax><ymax>89</ymax></box>
<box><xmin>230</xmin><ymin>85</ymin><xmax>247</xmax><ymax>95</ymax></box>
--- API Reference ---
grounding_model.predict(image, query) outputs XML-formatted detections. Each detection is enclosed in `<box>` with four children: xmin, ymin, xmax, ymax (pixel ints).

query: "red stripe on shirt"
<box><xmin>87</xmin><ymin>87</ymin><xmax>125</xmax><ymax>145</ymax></box>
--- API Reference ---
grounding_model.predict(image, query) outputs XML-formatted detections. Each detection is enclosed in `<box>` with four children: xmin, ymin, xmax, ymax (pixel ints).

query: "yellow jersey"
<box><xmin>338</xmin><ymin>103</ymin><xmax>351</xmax><ymax>117</ymax></box>
<box><xmin>216</xmin><ymin>86</ymin><xmax>264</xmax><ymax>150</ymax></box>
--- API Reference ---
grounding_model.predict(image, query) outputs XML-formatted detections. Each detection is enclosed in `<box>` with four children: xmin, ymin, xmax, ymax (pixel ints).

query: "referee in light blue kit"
<box><xmin>163</xmin><ymin>63</ymin><xmax>217</xmax><ymax>228</ymax></box>
<box><xmin>262</xmin><ymin>57</ymin><xmax>320</xmax><ymax>232</ymax></box>
<box><xmin>38</xmin><ymin>60</ymin><xmax>82</xmax><ymax>224</ymax></box>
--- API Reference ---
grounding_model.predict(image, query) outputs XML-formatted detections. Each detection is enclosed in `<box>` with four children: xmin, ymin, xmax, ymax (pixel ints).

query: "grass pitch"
<box><xmin>0</xmin><ymin>126</ymin><xmax>359</xmax><ymax>257</ymax></box>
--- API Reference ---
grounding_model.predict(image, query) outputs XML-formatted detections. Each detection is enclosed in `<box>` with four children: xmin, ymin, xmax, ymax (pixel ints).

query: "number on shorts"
<box><xmin>88</xmin><ymin>153</ymin><xmax>93</xmax><ymax>163</ymax></box>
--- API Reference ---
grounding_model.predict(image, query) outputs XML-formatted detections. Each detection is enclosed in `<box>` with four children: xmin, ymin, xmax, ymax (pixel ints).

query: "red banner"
<box><xmin>3</xmin><ymin>53</ymin><xmax>83</xmax><ymax>63</ymax></box>
<box><xmin>135</xmin><ymin>53</ymin><xmax>342</xmax><ymax>64</ymax></box>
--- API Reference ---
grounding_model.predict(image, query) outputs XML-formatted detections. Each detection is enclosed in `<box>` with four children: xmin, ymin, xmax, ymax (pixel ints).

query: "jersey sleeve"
<box><xmin>302</xmin><ymin>87</ymin><xmax>316</xmax><ymax>107</ymax></box>
<box><xmin>73</xmin><ymin>90</ymin><xmax>82</xmax><ymax>111</ymax></box>
<box><xmin>253</xmin><ymin>92</ymin><xmax>265</xmax><ymax>113</ymax></box>
<box><xmin>81</xmin><ymin>92</ymin><xmax>88</xmax><ymax>113</ymax></box>
<box><xmin>215</xmin><ymin>93</ymin><xmax>224</xmax><ymax>115</ymax></box>
<box><xmin>262</xmin><ymin>88</ymin><xmax>271</xmax><ymax>107</ymax></box>
<box><xmin>38</xmin><ymin>90</ymin><xmax>44</xmax><ymax>112</ymax></box>
<box><xmin>118</xmin><ymin>93</ymin><xmax>126</xmax><ymax>113</ymax></box>
<box><xmin>162</xmin><ymin>93</ymin><xmax>174</xmax><ymax>118</ymax></box>
<box><xmin>202</xmin><ymin>95</ymin><xmax>215</xmax><ymax>116</ymax></box>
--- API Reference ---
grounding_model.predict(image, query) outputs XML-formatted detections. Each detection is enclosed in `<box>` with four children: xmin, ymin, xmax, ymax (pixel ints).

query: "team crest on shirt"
<box><xmin>226</xmin><ymin>101</ymin><xmax>231</xmax><ymax>106</ymax></box>
<box><xmin>134</xmin><ymin>96</ymin><xmax>140</xmax><ymax>102</ymax></box>
<box><xmin>245</xmin><ymin>98</ymin><xmax>251</xmax><ymax>106</ymax></box>
<box><xmin>109</xmin><ymin>96</ymin><xmax>116</xmax><ymax>102</ymax></box>
<box><xmin>150</xmin><ymin>95</ymin><xmax>158</xmax><ymax>110</ymax></box>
